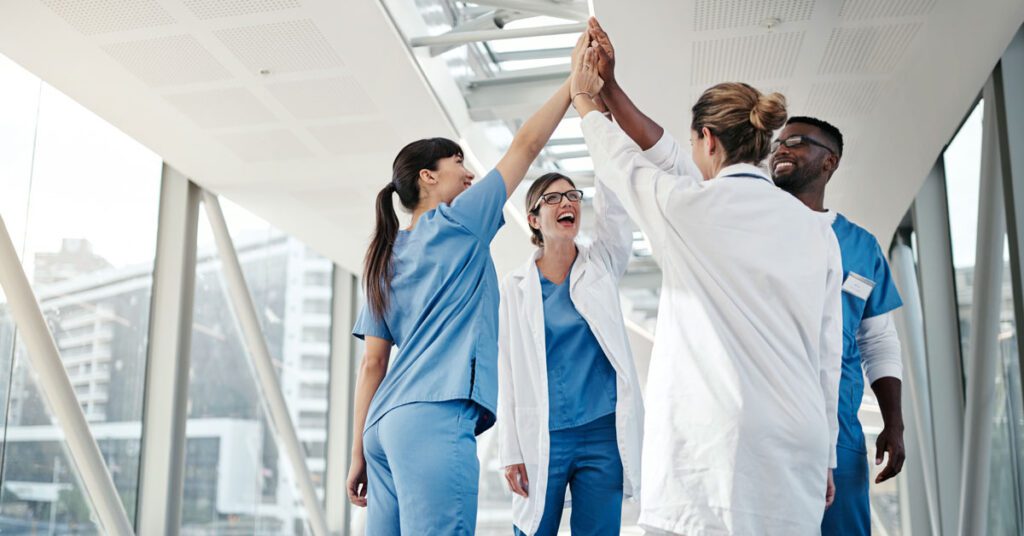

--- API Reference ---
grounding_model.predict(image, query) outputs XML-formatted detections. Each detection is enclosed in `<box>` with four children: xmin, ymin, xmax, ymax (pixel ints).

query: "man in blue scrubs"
<box><xmin>770</xmin><ymin>116</ymin><xmax>906</xmax><ymax>535</ymax></box>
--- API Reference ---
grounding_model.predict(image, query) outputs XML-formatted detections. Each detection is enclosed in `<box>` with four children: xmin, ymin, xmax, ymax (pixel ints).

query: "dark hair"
<box><xmin>786</xmin><ymin>116</ymin><xmax>844</xmax><ymax>156</ymax></box>
<box><xmin>524</xmin><ymin>172</ymin><xmax>576</xmax><ymax>247</ymax></box>
<box><xmin>691</xmin><ymin>82</ymin><xmax>787</xmax><ymax>165</ymax></box>
<box><xmin>364</xmin><ymin>137</ymin><xmax>463</xmax><ymax>318</ymax></box>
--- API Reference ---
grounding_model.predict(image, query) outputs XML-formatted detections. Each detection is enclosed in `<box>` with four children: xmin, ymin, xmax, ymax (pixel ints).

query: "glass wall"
<box><xmin>0</xmin><ymin>53</ymin><xmax>162</xmax><ymax>532</ymax></box>
<box><xmin>182</xmin><ymin>199</ymin><xmax>332</xmax><ymax>535</ymax></box>
<box><xmin>942</xmin><ymin>99</ymin><xmax>1023</xmax><ymax>535</ymax></box>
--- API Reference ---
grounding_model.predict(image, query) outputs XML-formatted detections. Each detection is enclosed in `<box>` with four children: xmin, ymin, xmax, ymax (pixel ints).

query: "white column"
<box><xmin>0</xmin><ymin>214</ymin><xmax>134</xmax><ymax>536</ymax></box>
<box><xmin>325</xmin><ymin>268</ymin><xmax>358</xmax><ymax>535</ymax></box>
<box><xmin>136</xmin><ymin>165</ymin><xmax>200</xmax><ymax>536</ymax></box>
<box><xmin>957</xmin><ymin>78</ymin><xmax>1007</xmax><ymax>536</ymax></box>
<box><xmin>890</xmin><ymin>237</ymin><xmax>941</xmax><ymax>534</ymax></box>
<box><xmin>201</xmin><ymin>192</ymin><xmax>329</xmax><ymax>536</ymax></box>
<box><xmin>912</xmin><ymin>162</ymin><xmax>966</xmax><ymax>535</ymax></box>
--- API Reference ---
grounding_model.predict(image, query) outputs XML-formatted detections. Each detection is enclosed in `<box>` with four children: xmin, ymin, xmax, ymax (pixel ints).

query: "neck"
<box><xmin>536</xmin><ymin>239</ymin><xmax>577</xmax><ymax>284</ymax></box>
<box><xmin>788</xmin><ymin>180</ymin><xmax>828</xmax><ymax>212</ymax></box>
<box><xmin>408</xmin><ymin>198</ymin><xmax>441</xmax><ymax>230</ymax></box>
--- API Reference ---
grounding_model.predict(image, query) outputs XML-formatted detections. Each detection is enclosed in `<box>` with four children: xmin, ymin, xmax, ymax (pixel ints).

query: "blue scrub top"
<box><xmin>353</xmin><ymin>168</ymin><xmax>506</xmax><ymax>435</ymax></box>
<box><xmin>832</xmin><ymin>213</ymin><xmax>903</xmax><ymax>452</ymax></box>
<box><xmin>540</xmin><ymin>266</ymin><xmax>617</xmax><ymax>431</ymax></box>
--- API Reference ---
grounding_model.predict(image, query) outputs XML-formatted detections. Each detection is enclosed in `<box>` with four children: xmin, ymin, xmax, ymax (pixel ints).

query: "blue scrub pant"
<box><xmin>363</xmin><ymin>400</ymin><xmax>481</xmax><ymax>535</ymax></box>
<box><xmin>821</xmin><ymin>445</ymin><xmax>870</xmax><ymax>536</ymax></box>
<box><xmin>514</xmin><ymin>413</ymin><xmax>623</xmax><ymax>536</ymax></box>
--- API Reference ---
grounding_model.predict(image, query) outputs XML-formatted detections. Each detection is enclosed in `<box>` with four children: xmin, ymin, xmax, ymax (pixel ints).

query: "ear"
<box><xmin>823</xmin><ymin>153</ymin><xmax>840</xmax><ymax>174</ymax></box>
<box><xmin>527</xmin><ymin>212</ymin><xmax>540</xmax><ymax>230</ymax></box>
<box><xmin>418</xmin><ymin>168</ymin><xmax>436</xmax><ymax>185</ymax></box>
<box><xmin>702</xmin><ymin>126</ymin><xmax>716</xmax><ymax>155</ymax></box>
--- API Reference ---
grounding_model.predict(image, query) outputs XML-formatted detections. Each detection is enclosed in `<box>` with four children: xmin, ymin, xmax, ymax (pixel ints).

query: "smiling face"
<box><xmin>528</xmin><ymin>178</ymin><xmax>581</xmax><ymax>246</ymax></box>
<box><xmin>769</xmin><ymin>122</ymin><xmax>840</xmax><ymax>194</ymax></box>
<box><xmin>423</xmin><ymin>153</ymin><xmax>475</xmax><ymax>205</ymax></box>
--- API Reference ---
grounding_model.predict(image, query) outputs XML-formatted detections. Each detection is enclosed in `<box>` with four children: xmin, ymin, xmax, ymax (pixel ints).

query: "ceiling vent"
<box><xmin>840</xmin><ymin>0</ymin><xmax>937</xmax><ymax>20</ymax></box>
<box><xmin>40</xmin><ymin>0</ymin><xmax>176</xmax><ymax>35</ymax></box>
<box><xmin>102</xmin><ymin>35</ymin><xmax>231</xmax><ymax>87</ymax></box>
<box><xmin>214</xmin><ymin>19</ymin><xmax>344</xmax><ymax>74</ymax></box>
<box><xmin>693</xmin><ymin>0</ymin><xmax>815</xmax><ymax>31</ymax></box>
<box><xmin>818</xmin><ymin>23</ymin><xmax>922</xmax><ymax>75</ymax></box>
<box><xmin>182</xmin><ymin>0</ymin><xmax>302</xmax><ymax>20</ymax></box>
<box><xmin>691</xmin><ymin>31</ymin><xmax>805</xmax><ymax>84</ymax></box>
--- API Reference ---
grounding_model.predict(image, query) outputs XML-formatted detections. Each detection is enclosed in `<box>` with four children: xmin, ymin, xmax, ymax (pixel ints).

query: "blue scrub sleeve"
<box><xmin>352</xmin><ymin>303</ymin><xmax>393</xmax><ymax>342</ymax></box>
<box><xmin>446</xmin><ymin>168</ymin><xmax>507</xmax><ymax>242</ymax></box>
<box><xmin>864</xmin><ymin>241</ymin><xmax>903</xmax><ymax>318</ymax></box>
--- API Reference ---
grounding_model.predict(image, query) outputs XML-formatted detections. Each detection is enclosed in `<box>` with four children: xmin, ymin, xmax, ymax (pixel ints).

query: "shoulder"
<box><xmin>832</xmin><ymin>213</ymin><xmax>883</xmax><ymax>253</ymax></box>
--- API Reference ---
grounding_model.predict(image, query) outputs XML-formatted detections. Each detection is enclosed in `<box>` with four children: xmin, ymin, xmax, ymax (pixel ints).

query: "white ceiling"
<box><xmin>0</xmin><ymin>0</ymin><xmax>1021</xmax><ymax>280</ymax></box>
<box><xmin>593</xmin><ymin>0</ymin><xmax>1024</xmax><ymax>245</ymax></box>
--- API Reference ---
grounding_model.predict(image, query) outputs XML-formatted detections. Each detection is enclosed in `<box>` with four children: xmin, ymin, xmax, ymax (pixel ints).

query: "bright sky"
<box><xmin>943</xmin><ymin>101</ymin><xmax>986</xmax><ymax>269</ymax></box>
<box><xmin>0</xmin><ymin>53</ymin><xmax>277</xmax><ymax>272</ymax></box>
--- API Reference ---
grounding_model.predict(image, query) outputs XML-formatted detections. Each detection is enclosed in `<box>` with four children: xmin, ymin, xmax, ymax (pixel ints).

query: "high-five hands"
<box><xmin>588</xmin><ymin>17</ymin><xmax>616</xmax><ymax>88</ymax></box>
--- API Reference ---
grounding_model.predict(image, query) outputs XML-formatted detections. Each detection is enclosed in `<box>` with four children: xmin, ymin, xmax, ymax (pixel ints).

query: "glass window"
<box><xmin>0</xmin><ymin>52</ymin><xmax>161</xmax><ymax>530</ymax></box>
<box><xmin>184</xmin><ymin>198</ymin><xmax>332</xmax><ymax>535</ymax></box>
<box><xmin>943</xmin><ymin>99</ymin><xmax>1023</xmax><ymax>534</ymax></box>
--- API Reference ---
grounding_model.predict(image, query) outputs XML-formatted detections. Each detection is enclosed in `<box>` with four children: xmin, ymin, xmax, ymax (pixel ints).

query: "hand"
<box><xmin>825</xmin><ymin>468</ymin><xmax>835</xmax><ymax>509</ymax></box>
<box><xmin>570</xmin><ymin>48</ymin><xmax>604</xmax><ymax>104</ymax></box>
<box><xmin>875</xmin><ymin>424</ymin><xmax>906</xmax><ymax>483</ymax></box>
<box><xmin>347</xmin><ymin>455</ymin><xmax>369</xmax><ymax>507</ymax></box>
<box><xmin>570</xmin><ymin>29</ymin><xmax>590</xmax><ymax>73</ymax></box>
<box><xmin>588</xmin><ymin>17</ymin><xmax>616</xmax><ymax>87</ymax></box>
<box><xmin>505</xmin><ymin>463</ymin><xmax>530</xmax><ymax>497</ymax></box>
<box><xmin>593</xmin><ymin>93</ymin><xmax>609</xmax><ymax>114</ymax></box>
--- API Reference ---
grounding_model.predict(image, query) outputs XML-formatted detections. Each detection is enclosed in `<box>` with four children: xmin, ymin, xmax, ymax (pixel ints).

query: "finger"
<box><xmin>508</xmin><ymin>471</ymin><xmax>526</xmax><ymax>497</ymax></box>
<box><xmin>875</xmin><ymin>436</ymin><xmax>887</xmax><ymax>465</ymax></box>
<box><xmin>594</xmin><ymin>43</ymin><xmax>612</xmax><ymax>65</ymax></box>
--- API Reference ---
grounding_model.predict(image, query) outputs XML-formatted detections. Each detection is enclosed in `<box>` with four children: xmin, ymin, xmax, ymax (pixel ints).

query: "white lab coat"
<box><xmin>580</xmin><ymin>111</ymin><xmax>843</xmax><ymax>536</ymax></box>
<box><xmin>497</xmin><ymin>180</ymin><xmax>645</xmax><ymax>536</ymax></box>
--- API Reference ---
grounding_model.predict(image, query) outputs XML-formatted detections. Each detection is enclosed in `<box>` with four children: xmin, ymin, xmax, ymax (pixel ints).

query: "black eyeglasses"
<box><xmin>770</xmin><ymin>135</ymin><xmax>837</xmax><ymax>156</ymax></box>
<box><xmin>531</xmin><ymin>190</ymin><xmax>583</xmax><ymax>212</ymax></box>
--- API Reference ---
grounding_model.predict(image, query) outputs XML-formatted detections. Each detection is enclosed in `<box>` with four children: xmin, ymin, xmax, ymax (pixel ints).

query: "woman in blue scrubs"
<box><xmin>344</xmin><ymin>35</ymin><xmax>585</xmax><ymax>535</ymax></box>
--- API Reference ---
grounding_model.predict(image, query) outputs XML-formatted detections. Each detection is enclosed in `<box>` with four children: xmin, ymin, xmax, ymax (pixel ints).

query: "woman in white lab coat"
<box><xmin>568</xmin><ymin>40</ymin><xmax>844</xmax><ymax>535</ymax></box>
<box><xmin>497</xmin><ymin>170</ymin><xmax>644</xmax><ymax>535</ymax></box>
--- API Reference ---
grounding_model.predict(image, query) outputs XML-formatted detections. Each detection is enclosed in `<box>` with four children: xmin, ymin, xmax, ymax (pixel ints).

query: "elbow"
<box><xmin>360</xmin><ymin>353</ymin><xmax>389</xmax><ymax>377</ymax></box>
<box><xmin>510</xmin><ymin>134</ymin><xmax>545</xmax><ymax>161</ymax></box>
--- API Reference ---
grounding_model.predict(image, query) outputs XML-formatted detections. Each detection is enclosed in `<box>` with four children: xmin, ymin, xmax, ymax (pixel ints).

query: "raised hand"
<box><xmin>570</xmin><ymin>29</ymin><xmax>590</xmax><ymax>73</ymax></box>
<box><xmin>588</xmin><ymin>17</ymin><xmax>616</xmax><ymax>87</ymax></box>
<box><xmin>571</xmin><ymin>48</ymin><xmax>605</xmax><ymax>102</ymax></box>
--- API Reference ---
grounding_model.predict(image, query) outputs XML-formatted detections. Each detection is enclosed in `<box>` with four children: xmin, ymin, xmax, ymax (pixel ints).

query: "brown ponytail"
<box><xmin>363</xmin><ymin>137</ymin><xmax>464</xmax><ymax>318</ymax></box>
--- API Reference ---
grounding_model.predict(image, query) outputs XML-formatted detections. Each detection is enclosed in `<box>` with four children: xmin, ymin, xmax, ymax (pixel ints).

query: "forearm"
<box><xmin>602</xmin><ymin>80</ymin><xmax>664</xmax><ymax>150</ymax></box>
<box><xmin>350</xmin><ymin>358</ymin><xmax>388</xmax><ymax>458</ymax></box>
<box><xmin>871</xmin><ymin>377</ymin><xmax>904</xmax><ymax>430</ymax></box>
<box><xmin>498</xmin><ymin>78</ymin><xmax>571</xmax><ymax>197</ymax></box>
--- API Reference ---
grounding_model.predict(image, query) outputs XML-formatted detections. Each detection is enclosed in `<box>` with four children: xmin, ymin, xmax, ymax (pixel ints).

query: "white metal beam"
<box><xmin>201</xmin><ymin>192</ymin><xmax>329</xmax><ymax>536</ymax></box>
<box><xmin>494</xmin><ymin>47</ymin><xmax>574</xmax><ymax>62</ymax></box>
<box><xmin>957</xmin><ymin>77</ymin><xmax>1006</xmax><ymax>536</ymax></box>
<box><xmin>472</xmin><ymin>0</ymin><xmax>588</xmax><ymax>21</ymax></box>
<box><xmin>410</xmin><ymin>22</ymin><xmax>585</xmax><ymax>48</ymax></box>
<box><xmin>912</xmin><ymin>162</ymin><xmax>966</xmax><ymax>535</ymax></box>
<box><xmin>325</xmin><ymin>268</ymin><xmax>359</xmax><ymax>536</ymax></box>
<box><xmin>0</xmin><ymin>215</ymin><xmax>134</xmax><ymax>536</ymax></box>
<box><xmin>136</xmin><ymin>165</ymin><xmax>200</xmax><ymax>536</ymax></box>
<box><xmin>890</xmin><ymin>236</ymin><xmax>942</xmax><ymax>534</ymax></box>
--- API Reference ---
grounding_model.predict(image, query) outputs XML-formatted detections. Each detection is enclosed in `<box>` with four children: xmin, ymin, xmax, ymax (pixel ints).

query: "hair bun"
<box><xmin>749</xmin><ymin>92</ymin><xmax>788</xmax><ymax>132</ymax></box>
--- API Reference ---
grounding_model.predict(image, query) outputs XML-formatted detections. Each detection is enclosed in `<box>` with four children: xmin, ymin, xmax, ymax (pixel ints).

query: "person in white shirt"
<box><xmin>497</xmin><ymin>170</ymin><xmax>644</xmax><ymax>535</ymax></box>
<box><xmin>568</xmin><ymin>19</ymin><xmax>843</xmax><ymax>535</ymax></box>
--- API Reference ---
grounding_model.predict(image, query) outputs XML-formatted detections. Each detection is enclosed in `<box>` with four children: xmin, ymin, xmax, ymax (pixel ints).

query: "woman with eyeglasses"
<box><xmin>497</xmin><ymin>169</ymin><xmax>644</xmax><ymax>536</ymax></box>
<box><xmin>567</xmin><ymin>18</ymin><xmax>844</xmax><ymax>535</ymax></box>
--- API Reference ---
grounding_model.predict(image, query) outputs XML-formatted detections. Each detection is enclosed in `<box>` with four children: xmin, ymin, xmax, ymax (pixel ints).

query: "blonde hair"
<box><xmin>691</xmin><ymin>82</ymin><xmax>787</xmax><ymax>165</ymax></box>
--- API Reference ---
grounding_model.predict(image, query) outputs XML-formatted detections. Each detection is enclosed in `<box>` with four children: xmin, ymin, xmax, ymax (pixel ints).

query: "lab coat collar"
<box><xmin>714</xmin><ymin>163</ymin><xmax>771</xmax><ymax>183</ymax></box>
<box><xmin>511</xmin><ymin>242</ymin><xmax>590</xmax><ymax>293</ymax></box>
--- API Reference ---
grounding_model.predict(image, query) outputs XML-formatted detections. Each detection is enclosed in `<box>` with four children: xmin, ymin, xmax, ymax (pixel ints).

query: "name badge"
<box><xmin>842</xmin><ymin>272</ymin><xmax>875</xmax><ymax>300</ymax></box>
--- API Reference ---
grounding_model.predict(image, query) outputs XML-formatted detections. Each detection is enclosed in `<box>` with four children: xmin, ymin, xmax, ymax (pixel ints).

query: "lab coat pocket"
<box><xmin>515</xmin><ymin>406</ymin><xmax>542</xmax><ymax>465</ymax></box>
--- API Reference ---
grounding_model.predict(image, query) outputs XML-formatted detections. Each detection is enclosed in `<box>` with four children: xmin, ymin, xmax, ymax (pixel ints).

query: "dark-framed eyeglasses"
<box><xmin>531</xmin><ymin>190</ymin><xmax>584</xmax><ymax>212</ymax></box>
<box><xmin>770</xmin><ymin>135</ymin><xmax>837</xmax><ymax>156</ymax></box>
